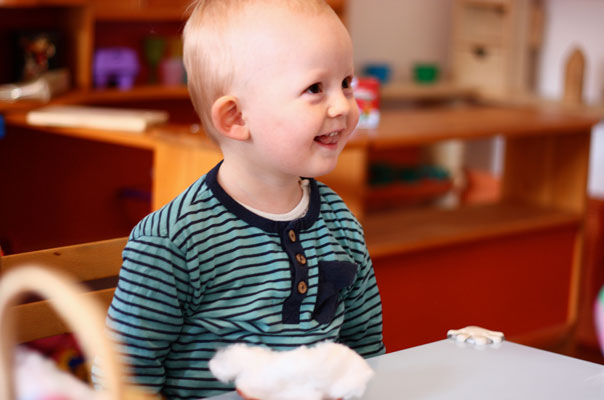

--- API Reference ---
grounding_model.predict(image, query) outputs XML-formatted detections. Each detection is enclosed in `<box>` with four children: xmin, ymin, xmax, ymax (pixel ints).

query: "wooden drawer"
<box><xmin>453</xmin><ymin>44</ymin><xmax>507</xmax><ymax>95</ymax></box>
<box><xmin>458</xmin><ymin>2</ymin><xmax>508</xmax><ymax>44</ymax></box>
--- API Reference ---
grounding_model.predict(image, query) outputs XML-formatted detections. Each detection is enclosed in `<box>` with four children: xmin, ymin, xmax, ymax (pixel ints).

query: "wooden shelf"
<box><xmin>56</xmin><ymin>86</ymin><xmax>190</xmax><ymax>105</ymax></box>
<box><xmin>91</xmin><ymin>0</ymin><xmax>346</xmax><ymax>21</ymax></box>
<box><xmin>4</xmin><ymin>111</ymin><xmax>156</xmax><ymax>149</ymax></box>
<box><xmin>0</xmin><ymin>0</ymin><xmax>86</xmax><ymax>7</ymax></box>
<box><xmin>88</xmin><ymin>0</ymin><xmax>189</xmax><ymax>21</ymax></box>
<box><xmin>0</xmin><ymin>99</ymin><xmax>46</xmax><ymax>113</ymax></box>
<box><xmin>364</xmin><ymin>201</ymin><xmax>581</xmax><ymax>258</ymax></box>
<box><xmin>4</xmin><ymin>109</ymin><xmax>215</xmax><ymax>151</ymax></box>
<box><xmin>356</xmin><ymin>105</ymin><xmax>600</xmax><ymax>148</ymax></box>
<box><xmin>94</xmin><ymin>7</ymin><xmax>188</xmax><ymax>21</ymax></box>
<box><xmin>0</xmin><ymin>85</ymin><xmax>190</xmax><ymax>120</ymax></box>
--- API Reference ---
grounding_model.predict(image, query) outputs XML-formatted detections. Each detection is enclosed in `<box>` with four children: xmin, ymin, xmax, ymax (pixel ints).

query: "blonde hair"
<box><xmin>182</xmin><ymin>0</ymin><xmax>333</xmax><ymax>139</ymax></box>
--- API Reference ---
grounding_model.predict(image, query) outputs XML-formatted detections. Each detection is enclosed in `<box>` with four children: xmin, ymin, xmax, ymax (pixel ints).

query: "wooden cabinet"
<box><xmin>451</xmin><ymin>0</ymin><xmax>543</xmax><ymax>97</ymax></box>
<box><xmin>335</xmin><ymin>105</ymin><xmax>597</xmax><ymax>353</ymax></box>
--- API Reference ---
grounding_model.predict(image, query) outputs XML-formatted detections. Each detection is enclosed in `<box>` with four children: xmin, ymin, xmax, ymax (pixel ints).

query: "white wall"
<box><xmin>537</xmin><ymin>0</ymin><xmax>604</xmax><ymax>198</ymax></box>
<box><xmin>348</xmin><ymin>0</ymin><xmax>453</xmax><ymax>81</ymax></box>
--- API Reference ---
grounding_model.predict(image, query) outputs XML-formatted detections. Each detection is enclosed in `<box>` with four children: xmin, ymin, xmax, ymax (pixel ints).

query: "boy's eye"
<box><xmin>342</xmin><ymin>76</ymin><xmax>353</xmax><ymax>89</ymax></box>
<box><xmin>306</xmin><ymin>83</ymin><xmax>323</xmax><ymax>94</ymax></box>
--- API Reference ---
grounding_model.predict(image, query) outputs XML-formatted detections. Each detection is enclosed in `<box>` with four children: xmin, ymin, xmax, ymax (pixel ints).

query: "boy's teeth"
<box><xmin>315</xmin><ymin>131</ymin><xmax>340</xmax><ymax>145</ymax></box>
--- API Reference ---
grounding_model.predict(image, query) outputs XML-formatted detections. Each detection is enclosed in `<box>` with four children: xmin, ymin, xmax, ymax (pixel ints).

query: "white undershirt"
<box><xmin>239</xmin><ymin>179</ymin><xmax>310</xmax><ymax>221</ymax></box>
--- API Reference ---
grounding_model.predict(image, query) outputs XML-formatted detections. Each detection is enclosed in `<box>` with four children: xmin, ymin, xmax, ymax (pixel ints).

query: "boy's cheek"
<box><xmin>350</xmin><ymin>103</ymin><xmax>360</xmax><ymax>128</ymax></box>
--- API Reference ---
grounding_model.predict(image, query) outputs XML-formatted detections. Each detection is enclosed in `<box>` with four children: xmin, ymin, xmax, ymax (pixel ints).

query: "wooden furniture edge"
<box><xmin>0</xmin><ymin>237</ymin><xmax>127</xmax><ymax>280</ymax></box>
<box><xmin>10</xmin><ymin>287</ymin><xmax>115</xmax><ymax>343</ymax></box>
<box><xmin>365</xmin><ymin>202</ymin><xmax>581</xmax><ymax>258</ymax></box>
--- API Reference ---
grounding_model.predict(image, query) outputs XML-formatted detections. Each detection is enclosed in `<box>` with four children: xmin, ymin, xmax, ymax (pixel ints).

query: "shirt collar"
<box><xmin>204</xmin><ymin>161</ymin><xmax>321</xmax><ymax>233</ymax></box>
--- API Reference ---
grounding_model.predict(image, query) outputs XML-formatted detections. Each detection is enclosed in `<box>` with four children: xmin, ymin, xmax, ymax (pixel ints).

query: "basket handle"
<box><xmin>0</xmin><ymin>265</ymin><xmax>127</xmax><ymax>400</ymax></box>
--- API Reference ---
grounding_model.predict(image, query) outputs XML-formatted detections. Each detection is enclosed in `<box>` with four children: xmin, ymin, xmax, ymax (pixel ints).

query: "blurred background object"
<box><xmin>93</xmin><ymin>47</ymin><xmax>139</xmax><ymax>90</ymax></box>
<box><xmin>0</xmin><ymin>69</ymin><xmax>70</xmax><ymax>103</ymax></box>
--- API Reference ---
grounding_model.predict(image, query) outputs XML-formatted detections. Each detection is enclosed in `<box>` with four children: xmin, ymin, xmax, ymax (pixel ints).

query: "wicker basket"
<box><xmin>0</xmin><ymin>265</ymin><xmax>154</xmax><ymax>400</ymax></box>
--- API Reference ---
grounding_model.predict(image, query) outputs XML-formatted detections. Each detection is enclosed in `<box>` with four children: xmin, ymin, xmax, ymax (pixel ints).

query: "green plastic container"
<box><xmin>413</xmin><ymin>63</ymin><xmax>439</xmax><ymax>84</ymax></box>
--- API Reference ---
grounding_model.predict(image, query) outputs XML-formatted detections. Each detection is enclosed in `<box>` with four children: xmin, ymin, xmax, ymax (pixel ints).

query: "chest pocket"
<box><xmin>313</xmin><ymin>260</ymin><xmax>358</xmax><ymax>324</ymax></box>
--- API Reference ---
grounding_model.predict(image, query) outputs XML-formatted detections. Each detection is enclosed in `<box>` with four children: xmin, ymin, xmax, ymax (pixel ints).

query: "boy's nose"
<box><xmin>327</xmin><ymin>92</ymin><xmax>351</xmax><ymax>118</ymax></box>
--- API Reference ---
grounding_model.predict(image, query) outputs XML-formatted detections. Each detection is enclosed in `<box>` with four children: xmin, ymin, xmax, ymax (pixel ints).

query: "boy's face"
<box><xmin>229</xmin><ymin>4</ymin><xmax>360</xmax><ymax>179</ymax></box>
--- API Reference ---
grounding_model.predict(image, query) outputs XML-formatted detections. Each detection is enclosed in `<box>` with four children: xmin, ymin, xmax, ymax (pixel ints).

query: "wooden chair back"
<box><xmin>0</xmin><ymin>237</ymin><xmax>127</xmax><ymax>343</ymax></box>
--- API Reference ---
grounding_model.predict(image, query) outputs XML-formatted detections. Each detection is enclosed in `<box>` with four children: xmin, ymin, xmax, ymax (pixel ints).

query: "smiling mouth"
<box><xmin>314</xmin><ymin>131</ymin><xmax>341</xmax><ymax>145</ymax></box>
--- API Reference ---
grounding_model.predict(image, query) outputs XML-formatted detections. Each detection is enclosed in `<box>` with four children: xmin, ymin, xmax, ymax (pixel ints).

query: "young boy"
<box><xmin>102</xmin><ymin>0</ymin><xmax>384</xmax><ymax>398</ymax></box>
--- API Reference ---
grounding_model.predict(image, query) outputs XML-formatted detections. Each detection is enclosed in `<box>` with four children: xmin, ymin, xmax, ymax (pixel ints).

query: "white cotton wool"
<box><xmin>209</xmin><ymin>342</ymin><xmax>374</xmax><ymax>400</ymax></box>
<box><xmin>14</xmin><ymin>346</ymin><xmax>107</xmax><ymax>400</ymax></box>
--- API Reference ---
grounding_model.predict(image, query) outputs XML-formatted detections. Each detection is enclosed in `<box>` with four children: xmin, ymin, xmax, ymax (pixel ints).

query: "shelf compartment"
<box><xmin>0</xmin><ymin>5</ymin><xmax>93</xmax><ymax>90</ymax></box>
<box><xmin>358</xmin><ymin>105</ymin><xmax>600</xmax><ymax>148</ymax></box>
<box><xmin>366</xmin><ymin>180</ymin><xmax>454</xmax><ymax>211</ymax></box>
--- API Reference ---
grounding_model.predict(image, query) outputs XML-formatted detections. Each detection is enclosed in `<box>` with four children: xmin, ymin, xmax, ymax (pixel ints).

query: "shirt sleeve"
<box><xmin>338</xmin><ymin>246</ymin><xmax>386</xmax><ymax>358</ymax></box>
<box><xmin>93</xmin><ymin>234</ymin><xmax>190</xmax><ymax>394</ymax></box>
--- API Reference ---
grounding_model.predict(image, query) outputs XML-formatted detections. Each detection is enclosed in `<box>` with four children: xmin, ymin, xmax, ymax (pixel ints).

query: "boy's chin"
<box><xmin>302</xmin><ymin>162</ymin><xmax>339</xmax><ymax>179</ymax></box>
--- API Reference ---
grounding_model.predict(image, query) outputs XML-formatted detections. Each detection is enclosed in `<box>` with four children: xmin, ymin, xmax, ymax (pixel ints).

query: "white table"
<box><xmin>207</xmin><ymin>339</ymin><xmax>604</xmax><ymax>399</ymax></box>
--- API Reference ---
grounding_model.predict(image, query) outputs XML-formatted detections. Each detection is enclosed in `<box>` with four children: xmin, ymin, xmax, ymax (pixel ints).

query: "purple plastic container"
<box><xmin>94</xmin><ymin>47</ymin><xmax>139</xmax><ymax>90</ymax></box>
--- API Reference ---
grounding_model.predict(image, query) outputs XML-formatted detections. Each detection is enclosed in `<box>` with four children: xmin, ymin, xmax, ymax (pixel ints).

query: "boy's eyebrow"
<box><xmin>305</xmin><ymin>69</ymin><xmax>327</xmax><ymax>80</ymax></box>
<box><xmin>303</xmin><ymin>67</ymin><xmax>354</xmax><ymax>81</ymax></box>
<box><xmin>296</xmin><ymin>69</ymin><xmax>328</xmax><ymax>87</ymax></box>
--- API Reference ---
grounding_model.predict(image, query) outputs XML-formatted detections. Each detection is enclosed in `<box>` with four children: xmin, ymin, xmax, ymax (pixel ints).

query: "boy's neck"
<box><xmin>217</xmin><ymin>160</ymin><xmax>304</xmax><ymax>214</ymax></box>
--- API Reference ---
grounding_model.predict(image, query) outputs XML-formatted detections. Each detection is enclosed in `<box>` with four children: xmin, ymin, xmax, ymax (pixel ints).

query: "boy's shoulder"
<box><xmin>314</xmin><ymin>180</ymin><xmax>362</xmax><ymax>227</ymax></box>
<box><xmin>315</xmin><ymin>180</ymin><xmax>353</xmax><ymax>212</ymax></box>
<box><xmin>130</xmin><ymin>172</ymin><xmax>217</xmax><ymax>241</ymax></box>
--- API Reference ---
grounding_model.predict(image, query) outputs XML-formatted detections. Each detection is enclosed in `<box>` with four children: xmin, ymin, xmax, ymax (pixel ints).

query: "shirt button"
<box><xmin>288</xmin><ymin>229</ymin><xmax>296</xmax><ymax>243</ymax></box>
<box><xmin>297</xmin><ymin>281</ymin><xmax>308</xmax><ymax>294</ymax></box>
<box><xmin>295</xmin><ymin>253</ymin><xmax>306</xmax><ymax>265</ymax></box>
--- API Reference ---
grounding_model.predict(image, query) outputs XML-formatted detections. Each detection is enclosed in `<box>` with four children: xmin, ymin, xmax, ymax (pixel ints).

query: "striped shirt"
<box><xmin>103</xmin><ymin>162</ymin><xmax>385</xmax><ymax>399</ymax></box>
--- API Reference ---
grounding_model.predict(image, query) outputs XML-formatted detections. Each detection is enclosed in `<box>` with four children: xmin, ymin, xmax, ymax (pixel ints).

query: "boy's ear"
<box><xmin>211</xmin><ymin>95</ymin><xmax>249</xmax><ymax>141</ymax></box>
